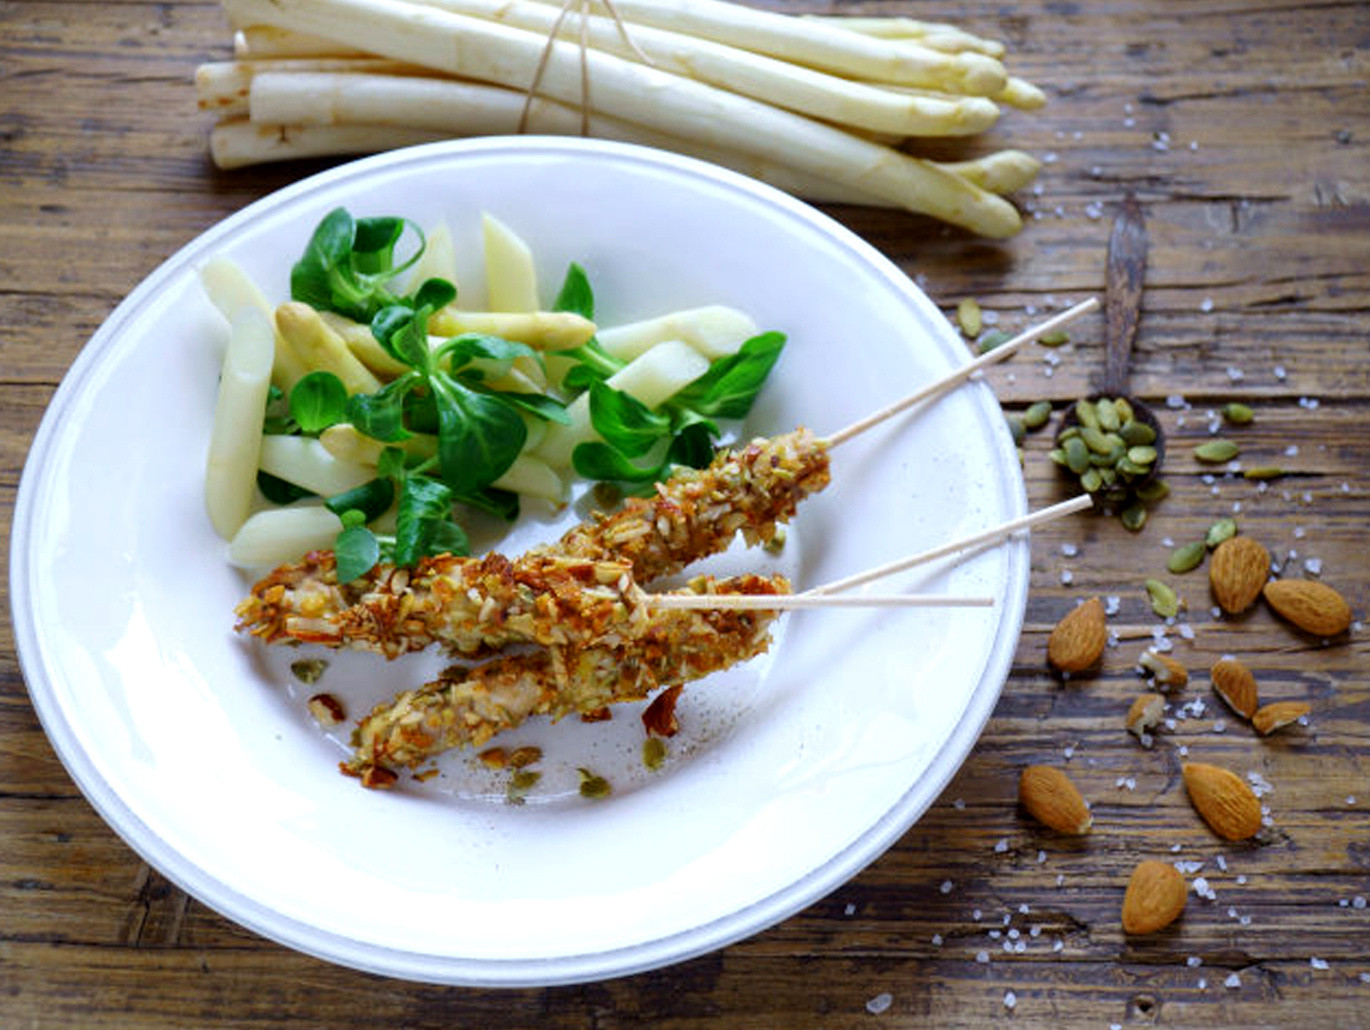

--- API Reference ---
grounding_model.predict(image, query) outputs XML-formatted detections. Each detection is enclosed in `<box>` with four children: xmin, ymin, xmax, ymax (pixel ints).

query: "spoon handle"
<box><xmin>1103</xmin><ymin>194</ymin><xmax>1147</xmax><ymax>397</ymax></box>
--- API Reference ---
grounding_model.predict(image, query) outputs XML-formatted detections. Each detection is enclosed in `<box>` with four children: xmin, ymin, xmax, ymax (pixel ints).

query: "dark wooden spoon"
<box><xmin>1057</xmin><ymin>194</ymin><xmax>1165</xmax><ymax>505</ymax></box>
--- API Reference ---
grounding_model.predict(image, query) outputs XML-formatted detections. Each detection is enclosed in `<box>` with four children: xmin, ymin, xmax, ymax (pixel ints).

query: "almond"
<box><xmin>1121</xmin><ymin>859</ymin><xmax>1187</xmax><ymax>935</ymax></box>
<box><xmin>1210</xmin><ymin>658</ymin><xmax>1258</xmax><ymax>720</ymax></box>
<box><xmin>1253</xmin><ymin>700</ymin><xmax>1311</xmax><ymax>736</ymax></box>
<box><xmin>1208</xmin><ymin>535</ymin><xmax>1270</xmax><ymax>613</ymax></box>
<box><xmin>1019</xmin><ymin>765</ymin><xmax>1092</xmax><ymax>834</ymax></box>
<box><xmin>1138</xmin><ymin>649</ymin><xmax>1188</xmax><ymax>691</ymax></box>
<box><xmin>1126</xmin><ymin>693</ymin><xmax>1166</xmax><ymax>740</ymax></box>
<box><xmin>1262</xmin><ymin>579</ymin><xmax>1353</xmax><ymax>637</ymax></box>
<box><xmin>1047</xmin><ymin>597</ymin><xmax>1107</xmax><ymax>673</ymax></box>
<box><xmin>1182</xmin><ymin>762</ymin><xmax>1262</xmax><ymax>840</ymax></box>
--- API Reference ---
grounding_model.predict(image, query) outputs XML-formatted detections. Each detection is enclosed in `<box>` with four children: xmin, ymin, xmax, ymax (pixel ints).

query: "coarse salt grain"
<box><xmin>1061</xmin><ymin>543</ymin><xmax>1079</xmax><ymax>557</ymax></box>
<box><xmin>994</xmin><ymin>839</ymin><xmax>1009</xmax><ymax>854</ymax></box>
<box><xmin>1311</xmin><ymin>957</ymin><xmax>1330</xmax><ymax>970</ymax></box>
<box><xmin>1004</xmin><ymin>990</ymin><xmax>1017</xmax><ymax>1010</ymax></box>
<box><xmin>976</xmin><ymin>950</ymin><xmax>990</xmax><ymax>964</ymax></box>
<box><xmin>932</xmin><ymin>934</ymin><xmax>943</xmax><ymax>947</ymax></box>
<box><xmin>844</xmin><ymin>902</ymin><xmax>857</xmax><ymax>916</ymax></box>
<box><xmin>1225</xmin><ymin>972</ymin><xmax>1242</xmax><ymax>988</ymax></box>
<box><xmin>940</xmin><ymin>880</ymin><xmax>954</xmax><ymax>894</ymax></box>
<box><xmin>866</xmin><ymin>992</ymin><xmax>893</xmax><ymax>1015</ymax></box>
<box><xmin>1187</xmin><ymin>956</ymin><xmax>1203</xmax><ymax>968</ymax></box>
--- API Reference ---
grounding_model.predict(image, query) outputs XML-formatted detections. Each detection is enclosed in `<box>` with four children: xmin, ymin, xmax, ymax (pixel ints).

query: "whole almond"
<box><xmin>1126</xmin><ymin>693</ymin><xmax>1166</xmax><ymax>740</ymax></box>
<box><xmin>1253</xmin><ymin>701</ymin><xmax>1311</xmax><ymax>736</ymax></box>
<box><xmin>1182</xmin><ymin>762</ymin><xmax>1262</xmax><ymax>840</ymax></box>
<box><xmin>1262</xmin><ymin>579</ymin><xmax>1353</xmax><ymax>637</ymax></box>
<box><xmin>1019</xmin><ymin>765</ymin><xmax>1092</xmax><ymax>834</ymax></box>
<box><xmin>1210</xmin><ymin>658</ymin><xmax>1258</xmax><ymax>720</ymax></box>
<box><xmin>1121</xmin><ymin>859</ymin><xmax>1187</xmax><ymax>935</ymax></box>
<box><xmin>1208</xmin><ymin>536</ymin><xmax>1270</xmax><ymax>613</ymax></box>
<box><xmin>1048</xmin><ymin>597</ymin><xmax>1107</xmax><ymax>672</ymax></box>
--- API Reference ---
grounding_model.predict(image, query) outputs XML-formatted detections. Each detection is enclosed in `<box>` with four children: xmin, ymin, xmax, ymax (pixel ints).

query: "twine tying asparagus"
<box><xmin>518</xmin><ymin>0</ymin><xmax>657</xmax><ymax>134</ymax></box>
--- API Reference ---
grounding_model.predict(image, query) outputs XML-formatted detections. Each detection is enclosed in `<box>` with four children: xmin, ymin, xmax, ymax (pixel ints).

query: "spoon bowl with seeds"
<box><xmin>1053</xmin><ymin>195</ymin><xmax>1166</xmax><ymax>527</ymax></box>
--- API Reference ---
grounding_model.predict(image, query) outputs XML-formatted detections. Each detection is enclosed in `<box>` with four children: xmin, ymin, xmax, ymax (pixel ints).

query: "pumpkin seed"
<box><xmin>1119</xmin><ymin>420</ymin><xmax>1157</xmax><ymax>446</ymax></box>
<box><xmin>290</xmin><ymin>658</ymin><xmax>329</xmax><ymax>685</ymax></box>
<box><xmin>1117</xmin><ymin>458</ymin><xmax>1149</xmax><ymax>478</ymax></box>
<box><xmin>1038</xmin><ymin>329</ymin><xmax>1071</xmax><ymax>347</ymax></box>
<box><xmin>1114</xmin><ymin>398</ymin><xmax>1135</xmax><ymax>423</ymax></box>
<box><xmin>1048</xmin><ymin>447</ymin><xmax>1068</xmax><ymax>467</ymax></box>
<box><xmin>1098</xmin><ymin>467</ymin><xmax>1118</xmax><ymax>487</ymax></box>
<box><xmin>1194</xmin><ymin>439</ymin><xmax>1240</xmax><ymax>463</ymax></box>
<box><xmin>1127</xmin><ymin>445</ymin><xmax>1158</xmax><ymax>465</ymax></box>
<box><xmin>577</xmin><ymin>768</ymin><xmax>612</xmax><ymax>799</ymax></box>
<box><xmin>1243</xmin><ymin>465</ymin><xmax>1285</xmax><ymax>480</ymax></box>
<box><xmin>1096</xmin><ymin>398</ymin><xmax>1121</xmax><ymax>432</ymax></box>
<box><xmin>1075</xmin><ymin>399</ymin><xmax>1100</xmax><ymax>430</ymax></box>
<box><xmin>1167</xmin><ymin>540</ymin><xmax>1207</xmax><ymax>574</ymax></box>
<box><xmin>642</xmin><ymin>737</ymin><xmax>667</xmax><ymax>770</ymax></box>
<box><xmin>1058</xmin><ymin>426</ymin><xmax>1081</xmax><ymax>442</ymax></box>
<box><xmin>956</xmin><ymin>297</ymin><xmax>983</xmax><ymax>338</ymax></box>
<box><xmin>1135</xmin><ymin>479</ymin><xmax>1171</xmax><ymax>502</ymax></box>
<box><xmin>1065</xmin><ymin>436</ymin><xmax>1091</xmax><ymax>474</ymax></box>
<box><xmin>1222</xmin><ymin>402</ymin><xmax>1254</xmax><ymax>425</ymax></box>
<box><xmin>1121</xmin><ymin>503</ymin><xmax>1149</xmax><ymax>532</ymax></box>
<box><xmin>978</xmin><ymin>329</ymin><xmax>1012</xmax><ymax>353</ymax></box>
<box><xmin>1205</xmin><ymin>517</ymin><xmax>1238</xmax><ymax>548</ymax></box>
<box><xmin>1081</xmin><ymin>467</ymin><xmax>1103</xmax><ymax>493</ymax></box>
<box><xmin>1006</xmin><ymin>413</ymin><xmax>1026</xmax><ymax>446</ymax></box>
<box><xmin>1145</xmin><ymin>577</ymin><xmax>1180</xmax><ymax>618</ymax></box>
<box><xmin>1024</xmin><ymin>400</ymin><xmax>1052</xmax><ymax>430</ymax></box>
<box><xmin>1081</xmin><ymin>426</ymin><xmax>1115</xmax><ymax>455</ymax></box>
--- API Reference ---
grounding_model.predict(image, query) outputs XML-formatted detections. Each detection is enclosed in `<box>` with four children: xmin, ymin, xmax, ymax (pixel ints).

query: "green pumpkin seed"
<box><xmin>642</xmin><ymin>737</ymin><xmax>667</xmax><ymax>770</ymax></box>
<box><xmin>978</xmin><ymin>329</ymin><xmax>1012</xmax><ymax>353</ymax></box>
<box><xmin>1145</xmin><ymin>577</ymin><xmax>1180</xmax><ymax>618</ymax></box>
<box><xmin>1048</xmin><ymin>447</ymin><xmax>1068</xmax><ymax>467</ymax></box>
<box><xmin>1098</xmin><ymin>467</ymin><xmax>1118</xmax><ymax>487</ymax></box>
<box><xmin>1119</xmin><ymin>420</ymin><xmax>1157</xmax><ymax>446</ymax></box>
<box><xmin>1096</xmin><ymin>398</ymin><xmax>1121</xmax><ymax>432</ymax></box>
<box><xmin>1135</xmin><ymin>479</ymin><xmax>1171</xmax><ymax>502</ymax></box>
<box><xmin>956</xmin><ymin>297</ymin><xmax>983</xmax><ymax>338</ymax></box>
<box><xmin>1065</xmin><ymin>436</ymin><xmax>1091</xmax><ymax>474</ymax></box>
<box><xmin>1038</xmin><ymin>329</ymin><xmax>1071</xmax><ymax>347</ymax></box>
<box><xmin>1127</xmin><ymin>445</ymin><xmax>1158</xmax><ymax>465</ymax></box>
<box><xmin>1117</xmin><ymin>458</ymin><xmax>1149</xmax><ymax>478</ymax></box>
<box><xmin>1243</xmin><ymin>465</ymin><xmax>1285</xmax><ymax>480</ymax></box>
<box><xmin>1006</xmin><ymin>413</ymin><xmax>1026</xmax><ymax>446</ymax></box>
<box><xmin>577</xmin><ymin>768</ymin><xmax>612</xmax><ymax>799</ymax></box>
<box><xmin>1205</xmin><ymin>517</ymin><xmax>1238</xmax><ymax>548</ymax></box>
<box><xmin>1194</xmin><ymin>439</ymin><xmax>1240</xmax><ymax>463</ymax></box>
<box><xmin>1222</xmin><ymin>402</ymin><xmax>1254</xmax><ymax>425</ymax></box>
<box><xmin>1081</xmin><ymin>467</ymin><xmax>1103</xmax><ymax>493</ymax></box>
<box><xmin>1024</xmin><ymin>401</ymin><xmax>1052</xmax><ymax>430</ymax></box>
<box><xmin>1081</xmin><ymin>426</ymin><xmax>1114</xmax><ymax>455</ymax></box>
<box><xmin>1075</xmin><ymin>399</ymin><xmax>1100</xmax><ymax>430</ymax></box>
<box><xmin>1058</xmin><ymin>426</ymin><xmax>1081</xmax><ymax>443</ymax></box>
<box><xmin>1121</xmin><ymin>503</ymin><xmax>1149</xmax><ymax>532</ymax></box>
<box><xmin>1167</xmin><ymin>540</ymin><xmax>1207</xmax><ymax>574</ymax></box>
<box><xmin>1114</xmin><ymin>398</ymin><xmax>1135</xmax><ymax>424</ymax></box>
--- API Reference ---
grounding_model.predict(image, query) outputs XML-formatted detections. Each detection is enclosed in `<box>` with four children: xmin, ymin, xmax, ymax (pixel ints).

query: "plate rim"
<box><xmin>9</xmin><ymin>135</ymin><xmax>1028</xmax><ymax>986</ymax></box>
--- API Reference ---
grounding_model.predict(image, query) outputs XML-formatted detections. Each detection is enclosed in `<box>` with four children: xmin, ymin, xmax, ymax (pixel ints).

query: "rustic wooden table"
<box><xmin>3</xmin><ymin>1</ymin><xmax>1367</xmax><ymax>1026</ymax></box>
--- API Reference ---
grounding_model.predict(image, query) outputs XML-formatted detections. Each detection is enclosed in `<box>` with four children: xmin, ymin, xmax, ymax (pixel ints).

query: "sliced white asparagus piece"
<box><xmin>220</xmin><ymin>0</ymin><xmax>1023</xmax><ymax>237</ymax></box>
<box><xmin>415</xmin><ymin>0</ymin><xmax>999</xmax><ymax>136</ymax></box>
<box><xmin>227</xmin><ymin>505</ymin><xmax>344</xmax><ymax>568</ymax></box>
<box><xmin>199</xmin><ymin>255</ymin><xmax>309</xmax><ymax>389</ymax></box>
<box><xmin>597</xmin><ymin>305</ymin><xmax>758</xmax><ymax>362</ymax></box>
<box><xmin>274</xmin><ymin>301</ymin><xmax>384</xmax><ymax>395</ymax></box>
<box><xmin>205</xmin><ymin>306</ymin><xmax>275</xmax><ymax>540</ymax></box>
<box><xmin>534</xmin><ymin>339</ymin><xmax>710</xmax><ymax>467</ymax></box>
<box><xmin>482</xmin><ymin>213</ymin><xmax>539</xmax><ymax>313</ymax></box>
<box><xmin>258</xmin><ymin>435</ymin><xmax>376</xmax><ymax>496</ymax></box>
<box><xmin>427</xmin><ymin>307</ymin><xmax>597</xmax><ymax>350</ymax></box>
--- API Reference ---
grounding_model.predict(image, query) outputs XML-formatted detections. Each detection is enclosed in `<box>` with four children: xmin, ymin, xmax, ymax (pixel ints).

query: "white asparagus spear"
<box><xmin>195</xmin><ymin>57</ymin><xmax>426</xmax><ymax>118</ymax></box>
<box><xmin>414</xmin><ymin>0</ymin><xmax>1000</xmax><ymax>137</ymax></box>
<box><xmin>209</xmin><ymin>119</ymin><xmax>449</xmax><ymax>170</ymax></box>
<box><xmin>512</xmin><ymin>0</ymin><xmax>1008</xmax><ymax>95</ymax></box>
<box><xmin>220</xmin><ymin>0</ymin><xmax>1023</xmax><ymax>237</ymax></box>
<box><xmin>799</xmin><ymin>15</ymin><xmax>1007</xmax><ymax>59</ymax></box>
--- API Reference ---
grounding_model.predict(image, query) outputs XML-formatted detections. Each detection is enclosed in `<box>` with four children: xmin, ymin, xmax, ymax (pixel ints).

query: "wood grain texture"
<box><xmin>2</xmin><ymin>0</ymin><xmax>1368</xmax><ymax>1027</ymax></box>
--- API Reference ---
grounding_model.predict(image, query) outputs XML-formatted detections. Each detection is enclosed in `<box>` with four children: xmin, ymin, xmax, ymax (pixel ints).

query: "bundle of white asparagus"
<box><xmin>196</xmin><ymin>0</ymin><xmax>1046</xmax><ymax>237</ymax></box>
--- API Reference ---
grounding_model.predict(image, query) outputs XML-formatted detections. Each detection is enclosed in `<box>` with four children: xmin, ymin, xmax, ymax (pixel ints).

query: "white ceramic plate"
<box><xmin>11</xmin><ymin>137</ymin><xmax>1027</xmax><ymax>986</ymax></box>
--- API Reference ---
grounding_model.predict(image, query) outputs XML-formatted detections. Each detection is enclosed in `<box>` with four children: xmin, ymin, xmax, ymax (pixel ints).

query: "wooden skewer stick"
<box><xmin>644</xmin><ymin>592</ymin><xmax>994</xmax><ymax>610</ymax></box>
<box><xmin>823</xmin><ymin>297</ymin><xmax>1099</xmax><ymax>448</ymax></box>
<box><xmin>805</xmin><ymin>493</ymin><xmax>1094</xmax><ymax>596</ymax></box>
